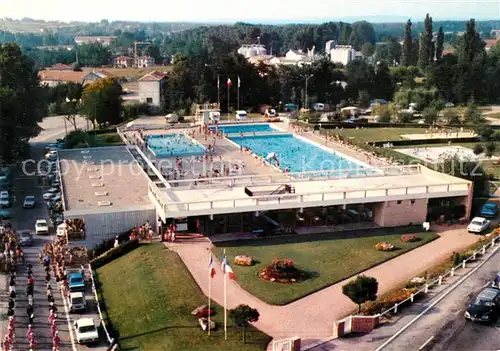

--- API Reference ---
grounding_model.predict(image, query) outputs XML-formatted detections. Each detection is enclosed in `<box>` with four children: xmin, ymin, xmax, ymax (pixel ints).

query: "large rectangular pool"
<box><xmin>229</xmin><ymin>134</ymin><xmax>368</xmax><ymax>173</ymax></box>
<box><xmin>146</xmin><ymin>134</ymin><xmax>206</xmax><ymax>157</ymax></box>
<box><xmin>209</xmin><ymin>123</ymin><xmax>279</xmax><ymax>135</ymax></box>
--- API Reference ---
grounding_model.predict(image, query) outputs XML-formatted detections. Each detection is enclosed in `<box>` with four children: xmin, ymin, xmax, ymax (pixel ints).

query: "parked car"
<box><xmin>35</xmin><ymin>219</ymin><xmax>49</xmax><ymax>235</ymax></box>
<box><xmin>480</xmin><ymin>203</ymin><xmax>498</xmax><ymax>218</ymax></box>
<box><xmin>23</xmin><ymin>196</ymin><xmax>36</xmax><ymax>209</ymax></box>
<box><xmin>467</xmin><ymin>217</ymin><xmax>491</xmax><ymax>234</ymax></box>
<box><xmin>74</xmin><ymin>318</ymin><xmax>100</xmax><ymax>344</ymax></box>
<box><xmin>18</xmin><ymin>230</ymin><xmax>33</xmax><ymax>246</ymax></box>
<box><xmin>492</xmin><ymin>272</ymin><xmax>500</xmax><ymax>289</ymax></box>
<box><xmin>69</xmin><ymin>272</ymin><xmax>86</xmax><ymax>292</ymax></box>
<box><xmin>0</xmin><ymin>190</ymin><xmax>10</xmax><ymax>208</ymax></box>
<box><xmin>0</xmin><ymin>209</ymin><xmax>11</xmax><ymax>219</ymax></box>
<box><xmin>465</xmin><ymin>288</ymin><xmax>500</xmax><ymax>323</ymax></box>
<box><xmin>43</xmin><ymin>192</ymin><xmax>55</xmax><ymax>200</ymax></box>
<box><xmin>69</xmin><ymin>292</ymin><xmax>87</xmax><ymax>312</ymax></box>
<box><xmin>51</xmin><ymin>194</ymin><xmax>62</xmax><ymax>203</ymax></box>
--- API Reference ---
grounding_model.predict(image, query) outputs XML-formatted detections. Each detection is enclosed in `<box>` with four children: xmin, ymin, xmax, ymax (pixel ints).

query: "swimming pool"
<box><xmin>209</xmin><ymin>123</ymin><xmax>279</xmax><ymax>134</ymax></box>
<box><xmin>229</xmin><ymin>134</ymin><xmax>369</xmax><ymax>173</ymax></box>
<box><xmin>146</xmin><ymin>134</ymin><xmax>206</xmax><ymax>157</ymax></box>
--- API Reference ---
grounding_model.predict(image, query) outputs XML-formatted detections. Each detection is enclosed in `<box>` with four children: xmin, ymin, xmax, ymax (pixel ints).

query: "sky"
<box><xmin>0</xmin><ymin>0</ymin><xmax>499</xmax><ymax>23</ymax></box>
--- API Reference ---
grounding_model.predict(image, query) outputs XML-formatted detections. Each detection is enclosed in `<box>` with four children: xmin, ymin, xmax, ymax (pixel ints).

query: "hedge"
<box><xmin>90</xmin><ymin>239</ymin><xmax>140</xmax><ymax>269</ymax></box>
<box><xmin>87</xmin><ymin>231</ymin><xmax>131</xmax><ymax>260</ymax></box>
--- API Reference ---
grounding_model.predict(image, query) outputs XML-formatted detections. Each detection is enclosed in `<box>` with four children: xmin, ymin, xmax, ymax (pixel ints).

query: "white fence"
<box><xmin>88</xmin><ymin>264</ymin><xmax>115</xmax><ymax>346</ymax></box>
<box><xmin>334</xmin><ymin>234</ymin><xmax>499</xmax><ymax>337</ymax></box>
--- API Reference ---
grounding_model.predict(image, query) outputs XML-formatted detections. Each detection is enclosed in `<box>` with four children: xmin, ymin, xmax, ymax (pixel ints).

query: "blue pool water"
<box><xmin>146</xmin><ymin>134</ymin><xmax>206</xmax><ymax>157</ymax></box>
<box><xmin>209</xmin><ymin>123</ymin><xmax>278</xmax><ymax>134</ymax></box>
<box><xmin>229</xmin><ymin>134</ymin><xmax>368</xmax><ymax>173</ymax></box>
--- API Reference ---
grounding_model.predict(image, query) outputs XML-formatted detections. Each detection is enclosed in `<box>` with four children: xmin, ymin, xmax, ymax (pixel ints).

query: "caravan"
<box><xmin>235</xmin><ymin>110</ymin><xmax>247</xmax><ymax>120</ymax></box>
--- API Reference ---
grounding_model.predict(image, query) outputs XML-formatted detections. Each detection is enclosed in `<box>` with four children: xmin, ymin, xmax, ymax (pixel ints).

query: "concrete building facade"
<box><xmin>330</xmin><ymin>45</ymin><xmax>356</xmax><ymax>66</ymax></box>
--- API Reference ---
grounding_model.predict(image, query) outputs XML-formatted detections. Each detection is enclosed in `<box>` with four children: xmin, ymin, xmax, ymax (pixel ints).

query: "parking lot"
<box><xmin>3</xmin><ymin>136</ymin><xmax>108</xmax><ymax>350</ymax></box>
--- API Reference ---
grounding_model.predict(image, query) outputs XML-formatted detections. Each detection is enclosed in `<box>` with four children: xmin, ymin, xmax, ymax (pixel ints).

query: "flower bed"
<box><xmin>401</xmin><ymin>234</ymin><xmax>419</xmax><ymax>243</ymax></box>
<box><xmin>259</xmin><ymin>257</ymin><xmax>304</xmax><ymax>283</ymax></box>
<box><xmin>363</xmin><ymin>288</ymin><xmax>417</xmax><ymax>315</ymax></box>
<box><xmin>375</xmin><ymin>242</ymin><xmax>395</xmax><ymax>251</ymax></box>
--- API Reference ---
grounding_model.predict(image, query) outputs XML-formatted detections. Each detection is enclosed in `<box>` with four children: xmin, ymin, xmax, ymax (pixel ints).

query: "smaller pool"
<box><xmin>209</xmin><ymin>123</ymin><xmax>279</xmax><ymax>135</ymax></box>
<box><xmin>146</xmin><ymin>134</ymin><xmax>206</xmax><ymax>157</ymax></box>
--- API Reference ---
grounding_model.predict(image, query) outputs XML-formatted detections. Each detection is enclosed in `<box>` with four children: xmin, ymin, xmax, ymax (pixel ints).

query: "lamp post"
<box><xmin>301</xmin><ymin>74</ymin><xmax>313</xmax><ymax>110</ymax></box>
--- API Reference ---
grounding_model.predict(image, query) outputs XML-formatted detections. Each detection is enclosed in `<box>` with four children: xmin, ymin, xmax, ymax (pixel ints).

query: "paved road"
<box><xmin>2</xmin><ymin>116</ymin><xmax>108</xmax><ymax>351</ymax></box>
<box><xmin>379</xmin><ymin>249</ymin><xmax>500</xmax><ymax>351</ymax></box>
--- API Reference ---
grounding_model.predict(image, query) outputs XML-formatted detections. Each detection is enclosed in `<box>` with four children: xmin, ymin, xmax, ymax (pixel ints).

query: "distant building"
<box><xmin>330</xmin><ymin>45</ymin><xmax>356</xmax><ymax>66</ymax></box>
<box><xmin>114</xmin><ymin>56</ymin><xmax>134</xmax><ymax>68</ymax></box>
<box><xmin>36</xmin><ymin>45</ymin><xmax>73</xmax><ymax>51</ymax></box>
<box><xmin>325</xmin><ymin>40</ymin><xmax>336</xmax><ymax>53</ymax></box>
<box><xmin>138</xmin><ymin>71</ymin><xmax>168</xmax><ymax>107</ymax></box>
<box><xmin>74</xmin><ymin>36</ymin><xmax>117</xmax><ymax>46</ymax></box>
<box><xmin>137</xmin><ymin>56</ymin><xmax>155</xmax><ymax>68</ymax></box>
<box><xmin>237</xmin><ymin>44</ymin><xmax>267</xmax><ymax>58</ymax></box>
<box><xmin>247</xmin><ymin>55</ymin><xmax>275</xmax><ymax>66</ymax></box>
<box><xmin>485</xmin><ymin>38</ymin><xmax>500</xmax><ymax>52</ymax></box>
<box><xmin>38</xmin><ymin>70</ymin><xmax>113</xmax><ymax>87</ymax></box>
<box><xmin>269</xmin><ymin>47</ymin><xmax>318</xmax><ymax>67</ymax></box>
<box><xmin>491</xmin><ymin>29</ymin><xmax>500</xmax><ymax>38</ymax></box>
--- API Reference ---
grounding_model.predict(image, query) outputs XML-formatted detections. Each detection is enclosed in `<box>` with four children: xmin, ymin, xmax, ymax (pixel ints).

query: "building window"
<box><xmin>410</xmin><ymin>199</ymin><xmax>416</xmax><ymax>205</ymax></box>
<box><xmin>397</xmin><ymin>200</ymin><xmax>402</xmax><ymax>205</ymax></box>
<box><xmin>146</xmin><ymin>98</ymin><xmax>153</xmax><ymax>103</ymax></box>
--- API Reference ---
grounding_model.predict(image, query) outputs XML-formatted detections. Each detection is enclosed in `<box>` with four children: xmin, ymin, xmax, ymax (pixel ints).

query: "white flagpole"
<box><xmin>208</xmin><ymin>253</ymin><xmax>212</xmax><ymax>336</ymax></box>
<box><xmin>237</xmin><ymin>76</ymin><xmax>240</xmax><ymax>111</ymax></box>
<box><xmin>224</xmin><ymin>249</ymin><xmax>228</xmax><ymax>340</ymax></box>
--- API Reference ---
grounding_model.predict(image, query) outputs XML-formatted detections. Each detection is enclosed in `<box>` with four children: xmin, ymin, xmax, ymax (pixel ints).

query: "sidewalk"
<box><xmin>166</xmin><ymin>226</ymin><xmax>479</xmax><ymax>349</ymax></box>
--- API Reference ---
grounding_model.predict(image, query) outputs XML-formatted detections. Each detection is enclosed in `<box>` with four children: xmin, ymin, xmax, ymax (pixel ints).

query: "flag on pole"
<box><xmin>209</xmin><ymin>254</ymin><xmax>216</xmax><ymax>278</ymax></box>
<box><xmin>221</xmin><ymin>253</ymin><xmax>236</xmax><ymax>280</ymax></box>
<box><xmin>238</xmin><ymin>76</ymin><xmax>241</xmax><ymax>88</ymax></box>
<box><xmin>227</xmin><ymin>78</ymin><xmax>232</xmax><ymax>87</ymax></box>
<box><xmin>217</xmin><ymin>75</ymin><xmax>220</xmax><ymax>90</ymax></box>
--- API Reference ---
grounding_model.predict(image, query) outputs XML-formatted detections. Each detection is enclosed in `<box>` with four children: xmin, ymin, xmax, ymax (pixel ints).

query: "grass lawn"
<box><xmin>88</xmin><ymin>132</ymin><xmax>124</xmax><ymax>147</ymax></box>
<box><xmin>212</xmin><ymin>228</ymin><xmax>438</xmax><ymax>305</ymax></box>
<box><xmin>329</xmin><ymin>128</ymin><xmax>427</xmax><ymax>142</ymax></box>
<box><xmin>96</xmin><ymin>244</ymin><xmax>271</xmax><ymax>351</ymax></box>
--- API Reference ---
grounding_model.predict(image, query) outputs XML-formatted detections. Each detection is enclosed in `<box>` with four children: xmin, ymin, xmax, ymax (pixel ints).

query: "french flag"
<box><xmin>227</xmin><ymin>78</ymin><xmax>232</xmax><ymax>87</ymax></box>
<box><xmin>209</xmin><ymin>254</ymin><xmax>216</xmax><ymax>279</ymax></box>
<box><xmin>221</xmin><ymin>253</ymin><xmax>236</xmax><ymax>280</ymax></box>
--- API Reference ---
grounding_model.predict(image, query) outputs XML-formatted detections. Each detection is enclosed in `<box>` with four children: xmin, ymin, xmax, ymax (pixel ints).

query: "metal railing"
<box><xmin>334</xmin><ymin>236</ymin><xmax>499</xmax><ymax>327</ymax></box>
<box><xmin>165</xmin><ymin>165</ymin><xmax>421</xmax><ymax>190</ymax></box>
<box><xmin>156</xmin><ymin>181</ymin><xmax>469</xmax><ymax>214</ymax></box>
<box><xmin>88</xmin><ymin>264</ymin><xmax>114</xmax><ymax>345</ymax></box>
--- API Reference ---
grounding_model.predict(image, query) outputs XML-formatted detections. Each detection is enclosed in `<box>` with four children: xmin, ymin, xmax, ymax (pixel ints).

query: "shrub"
<box><xmin>91</xmin><ymin>239</ymin><xmax>140</xmax><ymax>269</ymax></box>
<box><xmin>401</xmin><ymin>234</ymin><xmax>419</xmax><ymax>243</ymax></box>
<box><xmin>88</xmin><ymin>230</ymin><xmax>132</xmax><ymax>260</ymax></box>
<box><xmin>375</xmin><ymin>242</ymin><xmax>395</xmax><ymax>251</ymax></box>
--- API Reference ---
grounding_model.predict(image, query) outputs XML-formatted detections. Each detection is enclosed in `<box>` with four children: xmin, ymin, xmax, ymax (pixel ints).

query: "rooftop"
<box><xmin>59</xmin><ymin>146</ymin><xmax>151</xmax><ymax>213</ymax></box>
<box><xmin>39</xmin><ymin>70</ymin><xmax>87</xmax><ymax>82</ymax></box>
<box><xmin>138</xmin><ymin>71</ymin><xmax>168</xmax><ymax>82</ymax></box>
<box><xmin>155</xmin><ymin>165</ymin><xmax>470</xmax><ymax>218</ymax></box>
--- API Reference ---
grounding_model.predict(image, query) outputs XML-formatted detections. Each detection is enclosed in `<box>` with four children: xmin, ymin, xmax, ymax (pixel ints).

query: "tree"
<box><xmin>473</xmin><ymin>144</ymin><xmax>484</xmax><ymax>155</ymax></box>
<box><xmin>443</xmin><ymin>108</ymin><xmax>460</xmax><ymax>124</ymax></box>
<box><xmin>0</xmin><ymin>43</ymin><xmax>45</xmax><ymax>163</ymax></box>
<box><xmin>372</xmin><ymin>104</ymin><xmax>392</xmax><ymax>122</ymax></box>
<box><xmin>59</xmin><ymin>82</ymin><xmax>83</xmax><ymax>131</ymax></box>
<box><xmin>485</xmin><ymin>141</ymin><xmax>497</xmax><ymax>157</ymax></box>
<box><xmin>435</xmin><ymin>26</ymin><xmax>445</xmax><ymax>61</ymax></box>
<box><xmin>476</xmin><ymin>124</ymin><xmax>494</xmax><ymax>140</ymax></box>
<box><xmin>229</xmin><ymin>304</ymin><xmax>260</xmax><ymax>343</ymax></box>
<box><xmin>374</xmin><ymin>61</ymin><xmax>395</xmax><ymax>101</ymax></box>
<box><xmin>422</xmin><ymin>107</ymin><xmax>438</xmax><ymax>124</ymax></box>
<box><xmin>418</xmin><ymin>14</ymin><xmax>434</xmax><ymax>69</ymax></box>
<box><xmin>361</xmin><ymin>42</ymin><xmax>375</xmax><ymax>57</ymax></box>
<box><xmin>80</xmin><ymin>78</ymin><xmax>123</xmax><ymax>128</ymax></box>
<box><xmin>342</xmin><ymin>275</ymin><xmax>378</xmax><ymax>313</ymax></box>
<box><xmin>401</xmin><ymin>19</ymin><xmax>417</xmax><ymax>66</ymax></box>
<box><xmin>357</xmin><ymin>90</ymin><xmax>370</xmax><ymax>108</ymax></box>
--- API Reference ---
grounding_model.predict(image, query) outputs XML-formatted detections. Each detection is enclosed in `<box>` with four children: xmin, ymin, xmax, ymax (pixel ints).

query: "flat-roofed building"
<box><xmin>58</xmin><ymin>146</ymin><xmax>155</xmax><ymax>246</ymax></box>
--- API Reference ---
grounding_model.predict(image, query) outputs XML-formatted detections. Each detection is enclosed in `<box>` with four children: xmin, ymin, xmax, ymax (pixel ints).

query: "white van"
<box><xmin>235</xmin><ymin>110</ymin><xmax>247</xmax><ymax>120</ymax></box>
<box><xmin>209</xmin><ymin>111</ymin><xmax>220</xmax><ymax>122</ymax></box>
<box><xmin>69</xmin><ymin>292</ymin><xmax>87</xmax><ymax>312</ymax></box>
<box><xmin>166</xmin><ymin>114</ymin><xmax>179</xmax><ymax>123</ymax></box>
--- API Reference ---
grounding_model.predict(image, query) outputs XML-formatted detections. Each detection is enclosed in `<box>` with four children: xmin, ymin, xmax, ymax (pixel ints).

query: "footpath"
<box><xmin>166</xmin><ymin>225</ymin><xmax>479</xmax><ymax>350</ymax></box>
